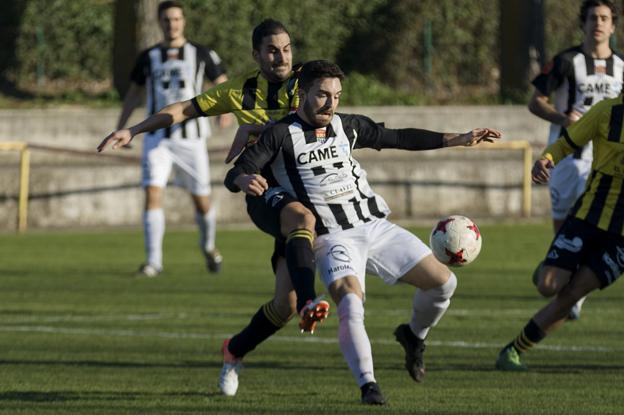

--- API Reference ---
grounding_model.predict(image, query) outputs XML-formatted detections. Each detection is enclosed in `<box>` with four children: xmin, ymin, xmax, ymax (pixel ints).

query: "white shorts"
<box><xmin>315</xmin><ymin>218</ymin><xmax>432</xmax><ymax>294</ymax></box>
<box><xmin>142</xmin><ymin>136</ymin><xmax>211</xmax><ymax>196</ymax></box>
<box><xmin>548</xmin><ymin>156</ymin><xmax>591</xmax><ymax>220</ymax></box>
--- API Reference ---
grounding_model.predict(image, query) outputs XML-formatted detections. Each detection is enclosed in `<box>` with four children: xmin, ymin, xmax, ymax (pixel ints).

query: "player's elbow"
<box><xmin>527</xmin><ymin>99</ymin><xmax>540</xmax><ymax>116</ymax></box>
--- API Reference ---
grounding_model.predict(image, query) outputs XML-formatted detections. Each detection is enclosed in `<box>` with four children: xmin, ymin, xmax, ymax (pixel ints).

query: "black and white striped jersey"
<box><xmin>532</xmin><ymin>45</ymin><xmax>624</xmax><ymax>159</ymax></box>
<box><xmin>225</xmin><ymin>112</ymin><xmax>444</xmax><ymax>235</ymax></box>
<box><xmin>131</xmin><ymin>42</ymin><xmax>226</xmax><ymax>141</ymax></box>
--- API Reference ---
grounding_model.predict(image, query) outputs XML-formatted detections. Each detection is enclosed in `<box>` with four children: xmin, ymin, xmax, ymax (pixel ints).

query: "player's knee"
<box><xmin>537</xmin><ymin>267</ymin><xmax>568</xmax><ymax>297</ymax></box>
<box><xmin>426</xmin><ymin>272</ymin><xmax>457</xmax><ymax>301</ymax></box>
<box><xmin>272</xmin><ymin>294</ymin><xmax>297</xmax><ymax>322</ymax></box>
<box><xmin>537</xmin><ymin>280</ymin><xmax>558</xmax><ymax>298</ymax></box>
<box><xmin>337</xmin><ymin>292</ymin><xmax>364</xmax><ymax>322</ymax></box>
<box><xmin>280</xmin><ymin>203</ymin><xmax>316</xmax><ymax>235</ymax></box>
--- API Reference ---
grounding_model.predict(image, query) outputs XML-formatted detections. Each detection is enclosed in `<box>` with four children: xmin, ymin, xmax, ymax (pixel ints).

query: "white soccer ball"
<box><xmin>429</xmin><ymin>215</ymin><xmax>482</xmax><ymax>266</ymax></box>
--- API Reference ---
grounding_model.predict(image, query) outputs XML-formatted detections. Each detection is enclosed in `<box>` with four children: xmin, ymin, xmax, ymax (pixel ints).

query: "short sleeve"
<box><xmin>130</xmin><ymin>49</ymin><xmax>150</xmax><ymax>86</ymax></box>
<box><xmin>196</xmin><ymin>45</ymin><xmax>226</xmax><ymax>82</ymax></box>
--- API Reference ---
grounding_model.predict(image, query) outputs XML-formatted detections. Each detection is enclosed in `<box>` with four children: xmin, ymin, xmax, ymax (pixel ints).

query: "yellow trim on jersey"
<box><xmin>542</xmin><ymin>95</ymin><xmax>624</xmax><ymax>234</ymax></box>
<box><xmin>193</xmin><ymin>68</ymin><xmax>299</xmax><ymax>126</ymax></box>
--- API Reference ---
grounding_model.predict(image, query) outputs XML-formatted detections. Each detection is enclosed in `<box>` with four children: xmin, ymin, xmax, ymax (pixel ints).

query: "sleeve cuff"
<box><xmin>190</xmin><ymin>97</ymin><xmax>208</xmax><ymax>116</ymax></box>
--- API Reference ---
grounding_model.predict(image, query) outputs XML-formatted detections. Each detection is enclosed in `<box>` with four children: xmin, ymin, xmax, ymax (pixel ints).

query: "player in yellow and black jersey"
<box><xmin>495</xmin><ymin>93</ymin><xmax>624</xmax><ymax>371</ymax></box>
<box><xmin>98</xmin><ymin>19</ymin><xmax>328</xmax><ymax>396</ymax></box>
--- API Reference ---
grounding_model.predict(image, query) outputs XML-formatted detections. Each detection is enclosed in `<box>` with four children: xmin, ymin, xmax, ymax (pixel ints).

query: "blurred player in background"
<box><xmin>528</xmin><ymin>0</ymin><xmax>623</xmax><ymax>319</ymax></box>
<box><xmin>496</xmin><ymin>92</ymin><xmax>624</xmax><ymax>371</ymax></box>
<box><xmin>225</xmin><ymin>60</ymin><xmax>501</xmax><ymax>405</ymax></box>
<box><xmin>116</xmin><ymin>1</ymin><xmax>231</xmax><ymax>277</ymax></box>
<box><xmin>99</xmin><ymin>19</ymin><xmax>329</xmax><ymax>397</ymax></box>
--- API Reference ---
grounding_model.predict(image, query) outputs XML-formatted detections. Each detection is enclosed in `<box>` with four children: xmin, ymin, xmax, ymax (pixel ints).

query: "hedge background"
<box><xmin>1</xmin><ymin>0</ymin><xmax>623</xmax><ymax>105</ymax></box>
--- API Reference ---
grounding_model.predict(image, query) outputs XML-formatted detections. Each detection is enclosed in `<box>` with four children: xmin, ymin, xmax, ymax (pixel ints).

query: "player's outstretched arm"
<box><xmin>225</xmin><ymin>124</ymin><xmax>266</xmax><ymax>163</ymax></box>
<box><xmin>531</xmin><ymin>157</ymin><xmax>554</xmax><ymax>184</ymax></box>
<box><xmin>97</xmin><ymin>100</ymin><xmax>198</xmax><ymax>152</ymax></box>
<box><xmin>443</xmin><ymin>128</ymin><xmax>502</xmax><ymax>147</ymax></box>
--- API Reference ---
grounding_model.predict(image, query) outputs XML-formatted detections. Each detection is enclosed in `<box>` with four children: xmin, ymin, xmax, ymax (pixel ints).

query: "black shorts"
<box><xmin>543</xmin><ymin>216</ymin><xmax>624</xmax><ymax>288</ymax></box>
<box><xmin>245</xmin><ymin>188</ymin><xmax>297</xmax><ymax>271</ymax></box>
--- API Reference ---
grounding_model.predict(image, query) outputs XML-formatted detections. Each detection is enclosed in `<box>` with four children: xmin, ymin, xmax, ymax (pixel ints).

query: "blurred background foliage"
<box><xmin>1</xmin><ymin>0</ymin><xmax>623</xmax><ymax>106</ymax></box>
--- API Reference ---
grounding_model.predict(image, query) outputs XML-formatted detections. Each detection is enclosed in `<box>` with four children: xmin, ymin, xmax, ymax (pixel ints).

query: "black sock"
<box><xmin>511</xmin><ymin>319</ymin><xmax>546</xmax><ymax>354</ymax></box>
<box><xmin>228</xmin><ymin>301</ymin><xmax>290</xmax><ymax>358</ymax></box>
<box><xmin>285</xmin><ymin>229</ymin><xmax>316</xmax><ymax>312</ymax></box>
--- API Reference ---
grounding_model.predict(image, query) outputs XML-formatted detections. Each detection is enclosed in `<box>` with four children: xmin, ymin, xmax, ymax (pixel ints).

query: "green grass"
<box><xmin>0</xmin><ymin>223</ymin><xmax>622</xmax><ymax>414</ymax></box>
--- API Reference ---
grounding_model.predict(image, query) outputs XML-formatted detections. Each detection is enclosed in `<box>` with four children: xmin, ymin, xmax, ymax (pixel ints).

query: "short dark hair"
<box><xmin>580</xmin><ymin>0</ymin><xmax>618</xmax><ymax>25</ymax></box>
<box><xmin>298</xmin><ymin>60</ymin><xmax>345</xmax><ymax>91</ymax></box>
<box><xmin>252</xmin><ymin>19</ymin><xmax>290</xmax><ymax>51</ymax></box>
<box><xmin>158</xmin><ymin>1</ymin><xmax>184</xmax><ymax>19</ymax></box>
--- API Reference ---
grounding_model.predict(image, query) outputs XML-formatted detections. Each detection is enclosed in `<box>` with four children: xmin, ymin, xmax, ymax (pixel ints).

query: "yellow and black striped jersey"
<box><xmin>543</xmin><ymin>95</ymin><xmax>624</xmax><ymax>234</ymax></box>
<box><xmin>191</xmin><ymin>68</ymin><xmax>299</xmax><ymax>126</ymax></box>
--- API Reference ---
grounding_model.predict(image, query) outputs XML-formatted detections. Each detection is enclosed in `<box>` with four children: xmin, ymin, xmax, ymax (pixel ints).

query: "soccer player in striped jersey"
<box><xmin>528</xmin><ymin>0</ymin><xmax>623</xmax><ymax>319</ymax></box>
<box><xmin>225</xmin><ymin>60</ymin><xmax>501</xmax><ymax>405</ymax></box>
<box><xmin>115</xmin><ymin>1</ymin><xmax>230</xmax><ymax>277</ymax></box>
<box><xmin>496</xmin><ymin>93</ymin><xmax>624</xmax><ymax>371</ymax></box>
<box><xmin>99</xmin><ymin>19</ymin><xmax>328</xmax><ymax>395</ymax></box>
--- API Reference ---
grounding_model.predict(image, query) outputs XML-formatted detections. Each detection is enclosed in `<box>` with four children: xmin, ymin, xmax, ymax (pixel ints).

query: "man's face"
<box><xmin>159</xmin><ymin>7</ymin><xmax>185</xmax><ymax>42</ymax></box>
<box><xmin>583</xmin><ymin>5</ymin><xmax>615</xmax><ymax>45</ymax></box>
<box><xmin>253</xmin><ymin>32</ymin><xmax>292</xmax><ymax>82</ymax></box>
<box><xmin>300</xmin><ymin>77</ymin><xmax>342</xmax><ymax>128</ymax></box>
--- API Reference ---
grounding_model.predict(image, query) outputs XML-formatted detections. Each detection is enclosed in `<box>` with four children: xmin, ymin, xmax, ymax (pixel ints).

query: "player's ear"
<box><xmin>252</xmin><ymin>49</ymin><xmax>260</xmax><ymax>63</ymax></box>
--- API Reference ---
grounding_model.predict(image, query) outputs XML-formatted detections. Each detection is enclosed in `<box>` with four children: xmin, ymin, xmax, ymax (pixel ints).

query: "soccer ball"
<box><xmin>429</xmin><ymin>215</ymin><xmax>482</xmax><ymax>266</ymax></box>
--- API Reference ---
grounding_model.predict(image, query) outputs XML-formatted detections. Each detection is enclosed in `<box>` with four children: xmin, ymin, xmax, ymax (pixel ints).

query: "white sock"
<box><xmin>143</xmin><ymin>209</ymin><xmax>165</xmax><ymax>269</ymax></box>
<box><xmin>196</xmin><ymin>207</ymin><xmax>216</xmax><ymax>252</ymax></box>
<box><xmin>409</xmin><ymin>273</ymin><xmax>457</xmax><ymax>339</ymax></box>
<box><xmin>337</xmin><ymin>293</ymin><xmax>376</xmax><ymax>387</ymax></box>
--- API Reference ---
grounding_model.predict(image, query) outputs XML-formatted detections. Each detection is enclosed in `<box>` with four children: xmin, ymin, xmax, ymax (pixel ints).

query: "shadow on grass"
<box><xmin>0</xmin><ymin>390</ymin><xmax>218</xmax><ymax>403</ymax></box>
<box><xmin>0</xmin><ymin>358</ymin><xmax>220</xmax><ymax>370</ymax></box>
<box><xmin>0</xmin><ymin>358</ymin><xmax>342</xmax><ymax>373</ymax></box>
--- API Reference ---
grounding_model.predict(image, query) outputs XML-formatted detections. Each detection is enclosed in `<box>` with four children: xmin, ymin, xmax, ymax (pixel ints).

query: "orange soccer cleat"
<box><xmin>298</xmin><ymin>296</ymin><xmax>330</xmax><ymax>334</ymax></box>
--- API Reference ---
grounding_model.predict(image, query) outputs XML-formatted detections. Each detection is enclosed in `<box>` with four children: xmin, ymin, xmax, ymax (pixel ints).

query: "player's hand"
<box><xmin>462</xmin><ymin>128</ymin><xmax>502</xmax><ymax>146</ymax></box>
<box><xmin>531</xmin><ymin>157</ymin><xmax>554</xmax><ymax>184</ymax></box>
<box><xmin>97</xmin><ymin>129</ymin><xmax>133</xmax><ymax>152</ymax></box>
<box><xmin>562</xmin><ymin>109</ymin><xmax>583</xmax><ymax>127</ymax></box>
<box><xmin>234</xmin><ymin>173</ymin><xmax>268</xmax><ymax>196</ymax></box>
<box><xmin>225</xmin><ymin>124</ymin><xmax>266</xmax><ymax>163</ymax></box>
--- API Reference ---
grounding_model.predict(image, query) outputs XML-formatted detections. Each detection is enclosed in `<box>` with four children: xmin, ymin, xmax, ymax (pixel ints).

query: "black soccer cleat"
<box><xmin>360</xmin><ymin>382</ymin><xmax>386</xmax><ymax>405</ymax></box>
<box><xmin>204</xmin><ymin>249</ymin><xmax>223</xmax><ymax>274</ymax></box>
<box><xmin>394</xmin><ymin>323</ymin><xmax>426</xmax><ymax>382</ymax></box>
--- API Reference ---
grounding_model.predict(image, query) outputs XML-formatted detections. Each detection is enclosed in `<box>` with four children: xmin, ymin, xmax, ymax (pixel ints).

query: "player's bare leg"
<box><xmin>497</xmin><ymin>267</ymin><xmax>600</xmax><ymax>371</ymax></box>
<box><xmin>219</xmin><ymin>258</ymin><xmax>296</xmax><ymax>396</ymax></box>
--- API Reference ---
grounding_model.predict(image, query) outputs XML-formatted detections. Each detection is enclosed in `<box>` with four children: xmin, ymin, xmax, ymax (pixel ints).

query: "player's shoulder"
<box><xmin>269</xmin><ymin>113</ymin><xmax>299</xmax><ymax>131</ymax></box>
<box><xmin>553</xmin><ymin>45</ymin><xmax>583</xmax><ymax>62</ymax></box>
<box><xmin>187</xmin><ymin>41</ymin><xmax>222</xmax><ymax>62</ymax></box>
<box><xmin>336</xmin><ymin>112</ymin><xmax>376</xmax><ymax>126</ymax></box>
<box><xmin>611</xmin><ymin>48</ymin><xmax>624</xmax><ymax>61</ymax></box>
<box><xmin>208</xmin><ymin>68</ymin><xmax>260</xmax><ymax>91</ymax></box>
<box><xmin>597</xmin><ymin>94</ymin><xmax>624</xmax><ymax>110</ymax></box>
<box><xmin>583</xmin><ymin>95</ymin><xmax>623</xmax><ymax>121</ymax></box>
<box><xmin>140</xmin><ymin>43</ymin><xmax>161</xmax><ymax>55</ymax></box>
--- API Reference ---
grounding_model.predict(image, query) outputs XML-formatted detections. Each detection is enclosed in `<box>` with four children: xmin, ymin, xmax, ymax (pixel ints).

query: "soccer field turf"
<box><xmin>0</xmin><ymin>223</ymin><xmax>622</xmax><ymax>414</ymax></box>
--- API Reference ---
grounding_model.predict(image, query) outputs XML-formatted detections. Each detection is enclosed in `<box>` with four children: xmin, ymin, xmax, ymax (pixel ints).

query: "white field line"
<box><xmin>0</xmin><ymin>308</ymin><xmax>544</xmax><ymax>324</ymax></box>
<box><xmin>0</xmin><ymin>324</ymin><xmax>618</xmax><ymax>353</ymax></box>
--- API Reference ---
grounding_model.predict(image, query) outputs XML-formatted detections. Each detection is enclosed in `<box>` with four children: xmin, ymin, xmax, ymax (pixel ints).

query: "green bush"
<box><xmin>14</xmin><ymin>0</ymin><xmax>112</xmax><ymax>83</ymax></box>
<box><xmin>4</xmin><ymin>0</ymin><xmax>624</xmax><ymax>105</ymax></box>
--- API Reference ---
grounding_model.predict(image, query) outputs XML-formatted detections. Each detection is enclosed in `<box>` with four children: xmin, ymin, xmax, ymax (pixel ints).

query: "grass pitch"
<box><xmin>0</xmin><ymin>223</ymin><xmax>622</xmax><ymax>414</ymax></box>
